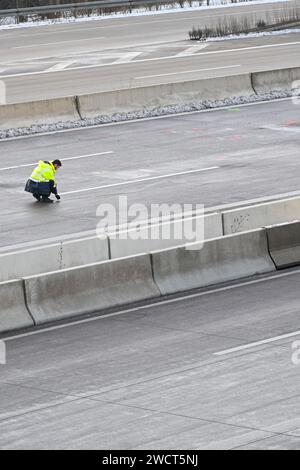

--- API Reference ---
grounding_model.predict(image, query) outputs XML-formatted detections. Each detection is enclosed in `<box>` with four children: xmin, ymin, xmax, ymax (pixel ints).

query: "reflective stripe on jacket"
<box><xmin>30</xmin><ymin>161</ymin><xmax>56</xmax><ymax>185</ymax></box>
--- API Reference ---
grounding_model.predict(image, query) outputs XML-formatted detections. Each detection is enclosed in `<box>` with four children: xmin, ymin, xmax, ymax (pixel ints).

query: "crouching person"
<box><xmin>25</xmin><ymin>159</ymin><xmax>62</xmax><ymax>203</ymax></box>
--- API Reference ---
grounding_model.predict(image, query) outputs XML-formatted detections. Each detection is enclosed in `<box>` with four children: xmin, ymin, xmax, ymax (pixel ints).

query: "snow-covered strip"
<box><xmin>0</xmin><ymin>90</ymin><xmax>292</xmax><ymax>140</ymax></box>
<box><xmin>0</xmin><ymin>0</ymin><xmax>293</xmax><ymax>31</ymax></box>
<box><xmin>207</xmin><ymin>27</ymin><xmax>300</xmax><ymax>41</ymax></box>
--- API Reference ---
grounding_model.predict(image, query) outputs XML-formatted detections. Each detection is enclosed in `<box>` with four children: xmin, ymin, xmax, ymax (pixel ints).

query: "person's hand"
<box><xmin>55</xmin><ymin>194</ymin><xmax>61</xmax><ymax>200</ymax></box>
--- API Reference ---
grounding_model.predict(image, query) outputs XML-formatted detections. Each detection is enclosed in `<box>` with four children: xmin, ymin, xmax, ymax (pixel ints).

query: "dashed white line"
<box><xmin>61</xmin><ymin>166</ymin><xmax>219</xmax><ymax>195</ymax></box>
<box><xmin>135</xmin><ymin>65</ymin><xmax>240</xmax><ymax>79</ymax></box>
<box><xmin>12</xmin><ymin>36</ymin><xmax>106</xmax><ymax>49</ymax></box>
<box><xmin>215</xmin><ymin>331</ymin><xmax>300</xmax><ymax>356</ymax></box>
<box><xmin>0</xmin><ymin>151</ymin><xmax>113</xmax><ymax>172</ymax></box>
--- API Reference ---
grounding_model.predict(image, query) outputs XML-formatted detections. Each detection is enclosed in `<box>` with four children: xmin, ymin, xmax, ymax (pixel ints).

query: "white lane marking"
<box><xmin>0</xmin><ymin>51</ymin><xmax>206</xmax><ymax>78</ymax></box>
<box><xmin>0</xmin><ymin>39</ymin><xmax>190</xmax><ymax>63</ymax></box>
<box><xmin>262</xmin><ymin>125</ymin><xmax>300</xmax><ymax>132</ymax></box>
<box><xmin>0</xmin><ymin>50</ymin><xmax>208</xmax><ymax>78</ymax></box>
<box><xmin>2</xmin><ymin>41</ymin><xmax>299</xmax><ymax>79</ymax></box>
<box><xmin>215</xmin><ymin>331</ymin><xmax>300</xmax><ymax>356</ymax></box>
<box><xmin>135</xmin><ymin>65</ymin><xmax>240</xmax><ymax>79</ymax></box>
<box><xmin>113</xmin><ymin>51</ymin><xmax>143</xmax><ymax>64</ymax></box>
<box><xmin>0</xmin><ymin>60</ymin><xmax>60</xmax><ymax>68</ymax></box>
<box><xmin>60</xmin><ymin>166</ymin><xmax>219</xmax><ymax>195</ymax></box>
<box><xmin>196</xmin><ymin>40</ymin><xmax>300</xmax><ymax>55</ymax></box>
<box><xmin>176</xmin><ymin>44</ymin><xmax>208</xmax><ymax>56</ymax></box>
<box><xmin>3</xmin><ymin>267</ymin><xmax>300</xmax><ymax>343</ymax></box>
<box><xmin>12</xmin><ymin>36</ymin><xmax>106</xmax><ymax>49</ymax></box>
<box><xmin>45</xmin><ymin>60</ymin><xmax>77</xmax><ymax>72</ymax></box>
<box><xmin>0</xmin><ymin>151</ymin><xmax>113</xmax><ymax>172</ymax></box>
<box><xmin>0</xmin><ymin>96</ymin><xmax>293</xmax><ymax>143</ymax></box>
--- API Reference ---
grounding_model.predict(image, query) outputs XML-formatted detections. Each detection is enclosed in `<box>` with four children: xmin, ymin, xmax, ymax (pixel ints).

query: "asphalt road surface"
<box><xmin>0</xmin><ymin>268</ymin><xmax>300</xmax><ymax>449</ymax></box>
<box><xmin>0</xmin><ymin>0</ymin><xmax>299</xmax><ymax>102</ymax></box>
<box><xmin>2</xmin><ymin>34</ymin><xmax>300</xmax><ymax>103</ymax></box>
<box><xmin>0</xmin><ymin>98</ymin><xmax>299</xmax><ymax>249</ymax></box>
<box><xmin>2</xmin><ymin>1</ymin><xmax>297</xmax><ymax>58</ymax></box>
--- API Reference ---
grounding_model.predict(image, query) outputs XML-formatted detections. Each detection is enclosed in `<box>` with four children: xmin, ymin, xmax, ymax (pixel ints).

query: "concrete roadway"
<box><xmin>2</xmin><ymin>33</ymin><xmax>300</xmax><ymax>103</ymax></box>
<box><xmin>0</xmin><ymin>269</ymin><xmax>300</xmax><ymax>449</ymax></box>
<box><xmin>0</xmin><ymin>98</ymin><xmax>299</xmax><ymax>249</ymax></box>
<box><xmin>2</xmin><ymin>1</ymin><xmax>297</xmax><ymax>56</ymax></box>
<box><xmin>0</xmin><ymin>0</ymin><xmax>299</xmax><ymax>102</ymax></box>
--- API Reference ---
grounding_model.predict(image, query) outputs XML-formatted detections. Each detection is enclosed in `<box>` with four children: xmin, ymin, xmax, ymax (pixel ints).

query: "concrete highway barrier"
<box><xmin>0</xmin><ymin>243</ymin><xmax>62</xmax><ymax>283</ymax></box>
<box><xmin>251</xmin><ymin>67</ymin><xmax>300</xmax><ymax>94</ymax></box>
<box><xmin>1</xmin><ymin>66</ymin><xmax>299</xmax><ymax>130</ymax></box>
<box><xmin>0</xmin><ymin>212</ymin><xmax>221</xmax><ymax>281</ymax></box>
<box><xmin>3</xmin><ymin>221</ymin><xmax>300</xmax><ymax>332</ymax></box>
<box><xmin>0</xmin><ymin>96</ymin><xmax>79</xmax><ymax>131</ymax></box>
<box><xmin>0</xmin><ymin>237</ymin><xmax>109</xmax><ymax>282</ymax></box>
<box><xmin>266</xmin><ymin>221</ymin><xmax>300</xmax><ymax>269</ymax></box>
<box><xmin>109</xmin><ymin>212</ymin><xmax>222</xmax><ymax>259</ymax></box>
<box><xmin>78</xmin><ymin>74</ymin><xmax>254</xmax><ymax>118</ymax></box>
<box><xmin>2</xmin><ymin>195</ymin><xmax>300</xmax><ymax>282</ymax></box>
<box><xmin>222</xmin><ymin>197</ymin><xmax>300</xmax><ymax>235</ymax></box>
<box><xmin>60</xmin><ymin>236</ymin><xmax>109</xmax><ymax>269</ymax></box>
<box><xmin>152</xmin><ymin>229</ymin><xmax>275</xmax><ymax>296</ymax></box>
<box><xmin>2</xmin><ymin>196</ymin><xmax>300</xmax><ymax>282</ymax></box>
<box><xmin>1</xmin><ymin>212</ymin><xmax>219</xmax><ymax>281</ymax></box>
<box><xmin>0</xmin><ymin>280</ymin><xmax>34</xmax><ymax>333</ymax></box>
<box><xmin>24</xmin><ymin>254</ymin><xmax>160</xmax><ymax>324</ymax></box>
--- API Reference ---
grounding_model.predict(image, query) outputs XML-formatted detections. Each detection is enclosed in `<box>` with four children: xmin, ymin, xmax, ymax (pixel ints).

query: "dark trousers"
<box><xmin>25</xmin><ymin>180</ymin><xmax>56</xmax><ymax>199</ymax></box>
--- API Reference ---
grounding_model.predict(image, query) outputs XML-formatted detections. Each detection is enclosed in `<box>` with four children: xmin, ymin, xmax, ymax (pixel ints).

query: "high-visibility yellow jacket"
<box><xmin>30</xmin><ymin>161</ymin><xmax>57</xmax><ymax>185</ymax></box>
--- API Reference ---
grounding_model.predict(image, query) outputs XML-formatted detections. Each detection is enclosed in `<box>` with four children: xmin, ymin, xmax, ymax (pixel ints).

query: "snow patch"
<box><xmin>206</xmin><ymin>27</ymin><xmax>300</xmax><ymax>41</ymax></box>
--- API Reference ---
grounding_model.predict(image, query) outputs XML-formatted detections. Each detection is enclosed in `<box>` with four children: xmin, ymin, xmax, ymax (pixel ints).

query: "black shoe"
<box><xmin>41</xmin><ymin>197</ymin><xmax>53</xmax><ymax>204</ymax></box>
<box><xmin>33</xmin><ymin>193</ymin><xmax>41</xmax><ymax>202</ymax></box>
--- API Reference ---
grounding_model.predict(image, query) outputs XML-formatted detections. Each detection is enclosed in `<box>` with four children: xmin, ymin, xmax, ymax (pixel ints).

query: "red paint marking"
<box><xmin>285</xmin><ymin>120</ymin><xmax>300</xmax><ymax>127</ymax></box>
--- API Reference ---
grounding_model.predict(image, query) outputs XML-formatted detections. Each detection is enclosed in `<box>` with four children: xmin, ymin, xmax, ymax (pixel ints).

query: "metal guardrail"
<box><xmin>0</xmin><ymin>0</ymin><xmax>181</xmax><ymax>18</ymax></box>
